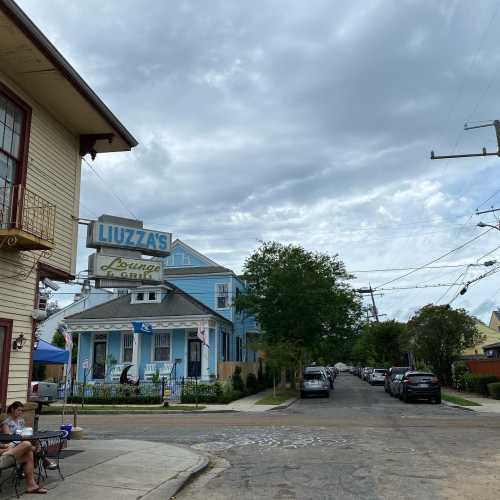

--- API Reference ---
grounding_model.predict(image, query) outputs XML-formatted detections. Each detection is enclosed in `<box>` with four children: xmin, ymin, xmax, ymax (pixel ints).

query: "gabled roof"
<box><xmin>66</xmin><ymin>282</ymin><xmax>230</xmax><ymax>323</ymax></box>
<box><xmin>483</xmin><ymin>341</ymin><xmax>500</xmax><ymax>350</ymax></box>
<box><xmin>170</xmin><ymin>239</ymin><xmax>221</xmax><ymax>267</ymax></box>
<box><xmin>165</xmin><ymin>266</ymin><xmax>232</xmax><ymax>276</ymax></box>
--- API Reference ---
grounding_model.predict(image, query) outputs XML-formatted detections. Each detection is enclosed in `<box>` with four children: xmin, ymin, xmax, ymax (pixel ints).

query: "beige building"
<box><xmin>0</xmin><ymin>0</ymin><xmax>137</xmax><ymax>409</ymax></box>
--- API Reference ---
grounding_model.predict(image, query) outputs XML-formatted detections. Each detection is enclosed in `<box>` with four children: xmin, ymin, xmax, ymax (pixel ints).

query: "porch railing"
<box><xmin>0</xmin><ymin>184</ymin><xmax>56</xmax><ymax>243</ymax></box>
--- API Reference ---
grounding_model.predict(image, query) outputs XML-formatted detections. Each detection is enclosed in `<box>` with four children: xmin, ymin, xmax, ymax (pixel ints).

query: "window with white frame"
<box><xmin>216</xmin><ymin>283</ymin><xmax>229</xmax><ymax>309</ymax></box>
<box><xmin>153</xmin><ymin>333</ymin><xmax>170</xmax><ymax>361</ymax></box>
<box><xmin>182</xmin><ymin>253</ymin><xmax>191</xmax><ymax>265</ymax></box>
<box><xmin>122</xmin><ymin>333</ymin><xmax>133</xmax><ymax>363</ymax></box>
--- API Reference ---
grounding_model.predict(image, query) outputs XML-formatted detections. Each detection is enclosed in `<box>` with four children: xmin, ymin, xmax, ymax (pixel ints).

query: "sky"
<box><xmin>17</xmin><ymin>0</ymin><xmax>500</xmax><ymax>323</ymax></box>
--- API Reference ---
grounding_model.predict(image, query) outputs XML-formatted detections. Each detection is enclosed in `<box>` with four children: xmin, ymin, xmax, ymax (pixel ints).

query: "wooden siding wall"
<box><xmin>0</xmin><ymin>71</ymin><xmax>80</xmax><ymax>405</ymax></box>
<box><xmin>466</xmin><ymin>359</ymin><xmax>500</xmax><ymax>378</ymax></box>
<box><xmin>217</xmin><ymin>361</ymin><xmax>259</xmax><ymax>381</ymax></box>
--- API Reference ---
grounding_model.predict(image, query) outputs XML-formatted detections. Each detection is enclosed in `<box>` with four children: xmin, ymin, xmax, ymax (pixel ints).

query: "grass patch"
<box><xmin>442</xmin><ymin>394</ymin><xmax>481</xmax><ymax>406</ymax></box>
<box><xmin>256</xmin><ymin>389</ymin><xmax>298</xmax><ymax>405</ymax></box>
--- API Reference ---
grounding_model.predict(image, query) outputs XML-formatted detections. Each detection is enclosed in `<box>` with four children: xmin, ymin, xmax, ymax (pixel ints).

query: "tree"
<box><xmin>236</xmin><ymin>241</ymin><xmax>362</xmax><ymax>378</ymax></box>
<box><xmin>351</xmin><ymin>320</ymin><xmax>407</xmax><ymax>367</ymax></box>
<box><xmin>51</xmin><ymin>329</ymin><xmax>65</xmax><ymax>349</ymax></box>
<box><xmin>406</xmin><ymin>305</ymin><xmax>484</xmax><ymax>385</ymax></box>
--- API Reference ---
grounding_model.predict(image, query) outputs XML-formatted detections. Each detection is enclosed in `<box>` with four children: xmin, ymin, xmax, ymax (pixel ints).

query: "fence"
<box><xmin>217</xmin><ymin>362</ymin><xmax>259</xmax><ymax>380</ymax></box>
<box><xmin>70</xmin><ymin>378</ymin><xmax>184</xmax><ymax>403</ymax></box>
<box><xmin>466</xmin><ymin>359</ymin><xmax>500</xmax><ymax>378</ymax></box>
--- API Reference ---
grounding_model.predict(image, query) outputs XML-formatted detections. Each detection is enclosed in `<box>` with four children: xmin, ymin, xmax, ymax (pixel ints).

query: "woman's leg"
<box><xmin>10</xmin><ymin>443</ymin><xmax>47</xmax><ymax>492</ymax></box>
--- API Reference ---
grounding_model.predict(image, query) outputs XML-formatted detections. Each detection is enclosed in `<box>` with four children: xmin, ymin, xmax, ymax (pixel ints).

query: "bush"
<box><xmin>67</xmin><ymin>396</ymin><xmax>161</xmax><ymax>405</ymax></box>
<box><xmin>462</xmin><ymin>373</ymin><xmax>499</xmax><ymax>395</ymax></box>
<box><xmin>487</xmin><ymin>382</ymin><xmax>500</xmax><ymax>399</ymax></box>
<box><xmin>180</xmin><ymin>382</ymin><xmax>223</xmax><ymax>404</ymax></box>
<box><xmin>232</xmin><ymin>366</ymin><xmax>245</xmax><ymax>393</ymax></box>
<box><xmin>452</xmin><ymin>361</ymin><xmax>468</xmax><ymax>391</ymax></box>
<box><xmin>246</xmin><ymin>373</ymin><xmax>258</xmax><ymax>394</ymax></box>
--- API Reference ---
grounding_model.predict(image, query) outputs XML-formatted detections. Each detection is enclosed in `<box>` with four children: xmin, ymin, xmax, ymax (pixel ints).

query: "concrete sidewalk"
<box><xmin>1</xmin><ymin>439</ymin><xmax>207</xmax><ymax>499</ymax></box>
<box><xmin>443</xmin><ymin>388</ymin><xmax>500</xmax><ymax>414</ymax></box>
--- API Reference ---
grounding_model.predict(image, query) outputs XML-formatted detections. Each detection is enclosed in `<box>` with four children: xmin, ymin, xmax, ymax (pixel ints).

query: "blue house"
<box><xmin>66</xmin><ymin>240</ymin><xmax>260</xmax><ymax>383</ymax></box>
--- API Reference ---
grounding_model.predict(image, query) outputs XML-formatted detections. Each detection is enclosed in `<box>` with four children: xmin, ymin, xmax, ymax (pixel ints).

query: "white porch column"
<box><xmin>201</xmin><ymin>320</ymin><xmax>210</xmax><ymax>381</ymax></box>
<box><xmin>130</xmin><ymin>332</ymin><xmax>141</xmax><ymax>380</ymax></box>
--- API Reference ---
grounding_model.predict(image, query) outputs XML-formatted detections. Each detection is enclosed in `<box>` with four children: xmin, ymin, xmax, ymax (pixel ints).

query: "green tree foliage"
<box><xmin>236</xmin><ymin>241</ymin><xmax>362</xmax><ymax>372</ymax></box>
<box><xmin>351</xmin><ymin>320</ymin><xmax>407</xmax><ymax>367</ymax></box>
<box><xmin>51</xmin><ymin>329</ymin><xmax>65</xmax><ymax>349</ymax></box>
<box><xmin>407</xmin><ymin>305</ymin><xmax>484</xmax><ymax>385</ymax></box>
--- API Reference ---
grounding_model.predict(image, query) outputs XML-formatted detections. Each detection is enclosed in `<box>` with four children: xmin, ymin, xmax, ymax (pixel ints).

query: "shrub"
<box><xmin>476</xmin><ymin>375</ymin><xmax>500</xmax><ymax>395</ymax></box>
<box><xmin>180</xmin><ymin>382</ymin><xmax>223</xmax><ymax>404</ymax></box>
<box><xmin>462</xmin><ymin>373</ymin><xmax>499</xmax><ymax>395</ymax></box>
<box><xmin>487</xmin><ymin>382</ymin><xmax>500</xmax><ymax>400</ymax></box>
<box><xmin>232</xmin><ymin>366</ymin><xmax>245</xmax><ymax>393</ymax></box>
<box><xmin>246</xmin><ymin>373</ymin><xmax>258</xmax><ymax>394</ymax></box>
<box><xmin>67</xmin><ymin>396</ymin><xmax>161</xmax><ymax>405</ymax></box>
<box><xmin>452</xmin><ymin>361</ymin><xmax>468</xmax><ymax>391</ymax></box>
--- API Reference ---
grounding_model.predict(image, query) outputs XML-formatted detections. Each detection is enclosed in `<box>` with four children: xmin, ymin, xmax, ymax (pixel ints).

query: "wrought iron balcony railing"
<box><xmin>0</xmin><ymin>184</ymin><xmax>56</xmax><ymax>250</ymax></box>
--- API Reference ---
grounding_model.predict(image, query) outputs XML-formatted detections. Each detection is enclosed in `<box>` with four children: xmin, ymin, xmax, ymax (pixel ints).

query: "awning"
<box><xmin>32</xmin><ymin>339</ymin><xmax>69</xmax><ymax>365</ymax></box>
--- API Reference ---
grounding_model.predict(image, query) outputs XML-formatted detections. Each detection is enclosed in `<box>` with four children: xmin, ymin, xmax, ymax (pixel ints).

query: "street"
<box><xmin>41</xmin><ymin>374</ymin><xmax>500</xmax><ymax>499</ymax></box>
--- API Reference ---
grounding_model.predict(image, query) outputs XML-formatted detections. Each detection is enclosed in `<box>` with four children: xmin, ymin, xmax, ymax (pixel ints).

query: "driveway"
<box><xmin>41</xmin><ymin>375</ymin><xmax>500</xmax><ymax>499</ymax></box>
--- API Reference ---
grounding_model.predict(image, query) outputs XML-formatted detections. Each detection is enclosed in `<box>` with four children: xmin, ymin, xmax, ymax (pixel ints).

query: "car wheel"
<box><xmin>435</xmin><ymin>396</ymin><xmax>441</xmax><ymax>404</ymax></box>
<box><xmin>325</xmin><ymin>391</ymin><xmax>330</xmax><ymax>398</ymax></box>
<box><xmin>300</xmin><ymin>391</ymin><xmax>305</xmax><ymax>399</ymax></box>
<box><xmin>402</xmin><ymin>392</ymin><xmax>410</xmax><ymax>403</ymax></box>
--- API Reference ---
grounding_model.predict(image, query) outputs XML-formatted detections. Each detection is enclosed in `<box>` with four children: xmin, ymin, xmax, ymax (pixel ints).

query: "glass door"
<box><xmin>92</xmin><ymin>341</ymin><xmax>107</xmax><ymax>380</ymax></box>
<box><xmin>188</xmin><ymin>339</ymin><xmax>202</xmax><ymax>378</ymax></box>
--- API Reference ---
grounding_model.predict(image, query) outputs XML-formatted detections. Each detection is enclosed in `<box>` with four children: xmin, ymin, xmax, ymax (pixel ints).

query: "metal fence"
<box><xmin>70</xmin><ymin>378</ymin><xmax>185</xmax><ymax>402</ymax></box>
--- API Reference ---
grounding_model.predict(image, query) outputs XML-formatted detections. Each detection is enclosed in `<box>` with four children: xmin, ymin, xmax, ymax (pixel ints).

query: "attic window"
<box><xmin>148</xmin><ymin>292</ymin><xmax>156</xmax><ymax>301</ymax></box>
<box><xmin>136</xmin><ymin>292</ymin><xmax>144</xmax><ymax>301</ymax></box>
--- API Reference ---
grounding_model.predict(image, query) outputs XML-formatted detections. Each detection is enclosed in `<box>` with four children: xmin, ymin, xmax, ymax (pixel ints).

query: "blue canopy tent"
<box><xmin>33</xmin><ymin>339</ymin><xmax>69</xmax><ymax>365</ymax></box>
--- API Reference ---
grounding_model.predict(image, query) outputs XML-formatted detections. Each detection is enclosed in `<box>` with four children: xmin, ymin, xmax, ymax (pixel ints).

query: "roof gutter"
<box><xmin>0</xmin><ymin>0</ymin><xmax>138</xmax><ymax>149</ymax></box>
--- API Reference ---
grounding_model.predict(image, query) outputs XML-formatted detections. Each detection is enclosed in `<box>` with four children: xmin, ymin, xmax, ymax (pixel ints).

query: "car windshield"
<box><xmin>304</xmin><ymin>373</ymin><xmax>322</xmax><ymax>380</ymax></box>
<box><xmin>374</xmin><ymin>369</ymin><xmax>386</xmax><ymax>373</ymax></box>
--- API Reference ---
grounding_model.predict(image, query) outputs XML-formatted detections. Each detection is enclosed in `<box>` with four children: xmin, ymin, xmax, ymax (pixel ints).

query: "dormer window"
<box><xmin>148</xmin><ymin>292</ymin><xmax>156</xmax><ymax>301</ymax></box>
<box><xmin>131</xmin><ymin>289</ymin><xmax>162</xmax><ymax>304</ymax></box>
<box><xmin>136</xmin><ymin>292</ymin><xmax>144</xmax><ymax>301</ymax></box>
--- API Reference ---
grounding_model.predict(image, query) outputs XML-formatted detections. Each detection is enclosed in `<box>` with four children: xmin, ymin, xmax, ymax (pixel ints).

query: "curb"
<box><xmin>141</xmin><ymin>450</ymin><xmax>209</xmax><ymax>500</ymax></box>
<box><xmin>442</xmin><ymin>400</ymin><xmax>476</xmax><ymax>412</ymax></box>
<box><xmin>43</xmin><ymin>409</ymin><xmax>237</xmax><ymax>415</ymax></box>
<box><xmin>270</xmin><ymin>397</ymin><xmax>299</xmax><ymax>410</ymax></box>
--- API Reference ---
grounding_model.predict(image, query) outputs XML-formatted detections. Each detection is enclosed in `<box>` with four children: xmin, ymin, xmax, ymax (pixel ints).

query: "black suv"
<box><xmin>400</xmin><ymin>371</ymin><xmax>441</xmax><ymax>404</ymax></box>
<box><xmin>385</xmin><ymin>366</ymin><xmax>410</xmax><ymax>395</ymax></box>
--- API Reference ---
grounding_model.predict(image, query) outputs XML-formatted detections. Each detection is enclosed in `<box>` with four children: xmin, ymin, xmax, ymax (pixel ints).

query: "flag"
<box><xmin>132</xmin><ymin>321</ymin><xmax>154</xmax><ymax>335</ymax></box>
<box><xmin>197</xmin><ymin>323</ymin><xmax>208</xmax><ymax>346</ymax></box>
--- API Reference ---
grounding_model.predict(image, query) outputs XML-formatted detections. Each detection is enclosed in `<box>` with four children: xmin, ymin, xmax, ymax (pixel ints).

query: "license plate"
<box><xmin>418</xmin><ymin>383</ymin><xmax>429</xmax><ymax>388</ymax></box>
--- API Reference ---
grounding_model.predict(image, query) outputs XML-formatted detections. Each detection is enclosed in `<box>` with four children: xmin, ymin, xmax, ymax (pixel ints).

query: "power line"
<box><xmin>82</xmin><ymin>157</ymin><xmax>139</xmax><ymax>220</ymax></box>
<box><xmin>350</xmin><ymin>263</ymin><xmax>470</xmax><ymax>273</ymax></box>
<box><xmin>373</xmin><ymin>228</ymin><xmax>492</xmax><ymax>290</ymax></box>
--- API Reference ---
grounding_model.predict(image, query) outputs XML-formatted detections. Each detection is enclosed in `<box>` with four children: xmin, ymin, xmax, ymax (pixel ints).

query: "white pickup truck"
<box><xmin>29</xmin><ymin>381</ymin><xmax>59</xmax><ymax>411</ymax></box>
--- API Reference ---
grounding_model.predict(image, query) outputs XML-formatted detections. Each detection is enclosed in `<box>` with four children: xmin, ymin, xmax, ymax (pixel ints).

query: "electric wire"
<box><xmin>82</xmin><ymin>157</ymin><xmax>139</xmax><ymax>220</ymax></box>
<box><xmin>373</xmin><ymin>228</ymin><xmax>492</xmax><ymax>290</ymax></box>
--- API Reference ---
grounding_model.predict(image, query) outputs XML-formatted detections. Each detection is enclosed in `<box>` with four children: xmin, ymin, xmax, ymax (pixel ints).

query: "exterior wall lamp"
<box><xmin>12</xmin><ymin>333</ymin><xmax>26</xmax><ymax>351</ymax></box>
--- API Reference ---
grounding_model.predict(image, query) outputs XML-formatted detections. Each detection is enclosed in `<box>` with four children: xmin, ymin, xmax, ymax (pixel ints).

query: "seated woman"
<box><xmin>1</xmin><ymin>402</ymin><xmax>56</xmax><ymax>470</ymax></box>
<box><xmin>0</xmin><ymin>418</ymin><xmax>48</xmax><ymax>494</ymax></box>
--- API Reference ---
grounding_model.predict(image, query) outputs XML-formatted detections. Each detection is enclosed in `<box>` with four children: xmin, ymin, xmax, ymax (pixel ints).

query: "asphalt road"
<box><xmin>41</xmin><ymin>375</ymin><xmax>500</xmax><ymax>499</ymax></box>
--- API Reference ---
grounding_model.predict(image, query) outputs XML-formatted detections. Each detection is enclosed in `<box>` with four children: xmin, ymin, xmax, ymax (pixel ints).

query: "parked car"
<box><xmin>399</xmin><ymin>371</ymin><xmax>441</xmax><ymax>404</ymax></box>
<box><xmin>362</xmin><ymin>367</ymin><xmax>374</xmax><ymax>381</ymax></box>
<box><xmin>385</xmin><ymin>366</ymin><xmax>411</xmax><ymax>395</ymax></box>
<box><xmin>301</xmin><ymin>367</ymin><xmax>331</xmax><ymax>398</ymax></box>
<box><xmin>390</xmin><ymin>373</ymin><xmax>404</xmax><ymax>398</ymax></box>
<box><xmin>369</xmin><ymin>369</ymin><xmax>387</xmax><ymax>385</ymax></box>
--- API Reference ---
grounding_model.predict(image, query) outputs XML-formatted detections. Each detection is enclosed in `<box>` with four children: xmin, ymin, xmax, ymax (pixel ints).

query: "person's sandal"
<box><xmin>26</xmin><ymin>486</ymin><xmax>48</xmax><ymax>494</ymax></box>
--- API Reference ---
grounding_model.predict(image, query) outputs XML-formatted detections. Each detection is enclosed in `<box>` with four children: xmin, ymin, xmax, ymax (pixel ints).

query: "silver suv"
<box><xmin>301</xmin><ymin>367</ymin><xmax>330</xmax><ymax>398</ymax></box>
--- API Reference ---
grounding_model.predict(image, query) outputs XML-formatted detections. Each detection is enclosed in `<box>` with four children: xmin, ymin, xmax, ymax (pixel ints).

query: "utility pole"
<box><xmin>431</xmin><ymin>120</ymin><xmax>500</xmax><ymax>160</ymax></box>
<box><xmin>356</xmin><ymin>286</ymin><xmax>380</xmax><ymax>322</ymax></box>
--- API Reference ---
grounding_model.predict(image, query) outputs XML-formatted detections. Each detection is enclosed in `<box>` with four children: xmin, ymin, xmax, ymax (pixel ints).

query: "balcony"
<box><xmin>0</xmin><ymin>185</ymin><xmax>56</xmax><ymax>251</ymax></box>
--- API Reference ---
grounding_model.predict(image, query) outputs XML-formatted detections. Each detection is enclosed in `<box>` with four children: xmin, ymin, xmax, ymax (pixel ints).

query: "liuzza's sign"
<box><xmin>87</xmin><ymin>221</ymin><xmax>171</xmax><ymax>257</ymax></box>
<box><xmin>89</xmin><ymin>254</ymin><xmax>163</xmax><ymax>283</ymax></box>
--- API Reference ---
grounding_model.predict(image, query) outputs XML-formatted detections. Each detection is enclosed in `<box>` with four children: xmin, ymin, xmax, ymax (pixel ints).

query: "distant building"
<box><xmin>37</xmin><ymin>285</ymin><xmax>115</xmax><ymax>343</ymax></box>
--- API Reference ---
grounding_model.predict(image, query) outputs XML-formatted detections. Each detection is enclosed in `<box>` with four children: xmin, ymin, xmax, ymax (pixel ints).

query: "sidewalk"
<box><xmin>1</xmin><ymin>439</ymin><xmax>207</xmax><ymax>499</ymax></box>
<box><xmin>443</xmin><ymin>387</ymin><xmax>500</xmax><ymax>414</ymax></box>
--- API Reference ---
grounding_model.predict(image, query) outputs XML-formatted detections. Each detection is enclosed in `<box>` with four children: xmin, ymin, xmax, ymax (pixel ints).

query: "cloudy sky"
<box><xmin>18</xmin><ymin>0</ymin><xmax>500</xmax><ymax>322</ymax></box>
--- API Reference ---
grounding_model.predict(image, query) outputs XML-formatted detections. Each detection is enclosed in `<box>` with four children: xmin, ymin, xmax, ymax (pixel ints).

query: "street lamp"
<box><xmin>477</xmin><ymin>221</ymin><xmax>500</xmax><ymax>230</ymax></box>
